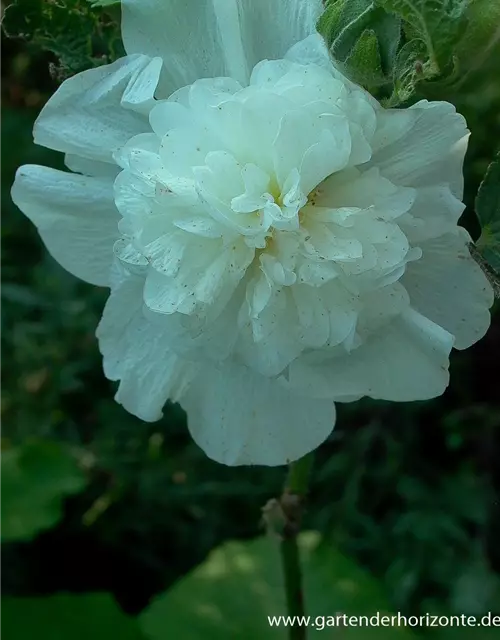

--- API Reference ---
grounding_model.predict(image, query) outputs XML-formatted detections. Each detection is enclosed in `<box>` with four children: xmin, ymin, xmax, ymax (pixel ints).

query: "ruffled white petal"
<box><xmin>285</xmin><ymin>33</ymin><xmax>333</xmax><ymax>69</ymax></box>
<box><xmin>182</xmin><ymin>361</ymin><xmax>335</xmax><ymax>466</ymax></box>
<box><xmin>64</xmin><ymin>154</ymin><xmax>121</xmax><ymax>179</ymax></box>
<box><xmin>402</xmin><ymin>232</ymin><xmax>493</xmax><ymax>349</ymax></box>
<box><xmin>287</xmin><ymin>309</ymin><xmax>455</xmax><ymax>402</ymax></box>
<box><xmin>11</xmin><ymin>165</ymin><xmax>119</xmax><ymax>286</ymax></box>
<box><xmin>96</xmin><ymin>275</ymin><xmax>197</xmax><ymax>421</ymax></box>
<box><xmin>122</xmin><ymin>0</ymin><xmax>323</xmax><ymax>90</ymax></box>
<box><xmin>34</xmin><ymin>55</ymin><xmax>162</xmax><ymax>163</ymax></box>
<box><xmin>399</xmin><ymin>184</ymin><xmax>465</xmax><ymax>243</ymax></box>
<box><xmin>368</xmin><ymin>100</ymin><xmax>469</xmax><ymax>198</ymax></box>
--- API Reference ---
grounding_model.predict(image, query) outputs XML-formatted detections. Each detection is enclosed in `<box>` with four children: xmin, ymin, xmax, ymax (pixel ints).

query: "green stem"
<box><xmin>280</xmin><ymin>453</ymin><xmax>314</xmax><ymax>640</ymax></box>
<box><xmin>281</xmin><ymin>534</ymin><xmax>305</xmax><ymax>639</ymax></box>
<box><xmin>286</xmin><ymin>452</ymin><xmax>314</xmax><ymax>497</ymax></box>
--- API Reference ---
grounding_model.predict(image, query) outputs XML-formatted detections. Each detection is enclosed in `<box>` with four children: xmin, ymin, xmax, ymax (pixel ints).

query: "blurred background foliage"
<box><xmin>1</xmin><ymin>0</ymin><xmax>500</xmax><ymax>637</ymax></box>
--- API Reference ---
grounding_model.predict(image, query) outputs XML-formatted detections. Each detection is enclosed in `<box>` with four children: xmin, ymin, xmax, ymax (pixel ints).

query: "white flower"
<box><xmin>12</xmin><ymin>0</ymin><xmax>493</xmax><ymax>466</ymax></box>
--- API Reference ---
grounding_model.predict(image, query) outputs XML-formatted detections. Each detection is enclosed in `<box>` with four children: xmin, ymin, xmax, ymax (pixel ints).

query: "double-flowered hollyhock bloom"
<box><xmin>12</xmin><ymin>0</ymin><xmax>493</xmax><ymax>465</ymax></box>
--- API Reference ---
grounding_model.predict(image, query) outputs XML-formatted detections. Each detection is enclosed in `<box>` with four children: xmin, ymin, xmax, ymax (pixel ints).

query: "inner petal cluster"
<box><xmin>112</xmin><ymin>58</ymin><xmax>422</xmax><ymax>377</ymax></box>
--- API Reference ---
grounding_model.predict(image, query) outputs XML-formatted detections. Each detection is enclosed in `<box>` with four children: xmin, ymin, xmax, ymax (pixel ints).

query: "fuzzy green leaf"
<box><xmin>318</xmin><ymin>0</ymin><xmax>401</xmax><ymax>92</ymax></box>
<box><xmin>386</xmin><ymin>38</ymin><xmax>428</xmax><ymax>105</ymax></box>
<box><xmin>375</xmin><ymin>0</ymin><xmax>468</xmax><ymax>72</ymax></box>
<box><xmin>344</xmin><ymin>29</ymin><xmax>385</xmax><ymax>87</ymax></box>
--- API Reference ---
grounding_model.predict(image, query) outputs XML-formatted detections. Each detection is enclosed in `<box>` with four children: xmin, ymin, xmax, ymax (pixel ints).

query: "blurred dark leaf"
<box><xmin>140</xmin><ymin>532</ymin><xmax>415</xmax><ymax>639</ymax></box>
<box><xmin>455</xmin><ymin>0</ymin><xmax>500</xmax><ymax>82</ymax></box>
<box><xmin>1</xmin><ymin>283</ymin><xmax>50</xmax><ymax>308</ymax></box>
<box><xmin>450</xmin><ymin>552</ymin><xmax>500</xmax><ymax>615</ymax></box>
<box><xmin>2</xmin><ymin>593</ymin><xmax>145</xmax><ymax>640</ymax></box>
<box><xmin>1</xmin><ymin>439</ymin><xmax>87</xmax><ymax>542</ymax></box>
<box><xmin>435</xmin><ymin>624</ymin><xmax>500</xmax><ymax>639</ymax></box>
<box><xmin>476</xmin><ymin>153</ymin><xmax>500</xmax><ymax>273</ymax></box>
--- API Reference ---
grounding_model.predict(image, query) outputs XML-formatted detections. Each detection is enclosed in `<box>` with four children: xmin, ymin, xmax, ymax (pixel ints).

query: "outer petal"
<box><xmin>402</xmin><ymin>232</ymin><xmax>493</xmax><ymax>350</ymax></box>
<box><xmin>96</xmin><ymin>274</ymin><xmax>197</xmax><ymax>421</ymax></box>
<box><xmin>182</xmin><ymin>362</ymin><xmax>335</xmax><ymax>466</ymax></box>
<box><xmin>288</xmin><ymin>309</ymin><xmax>455</xmax><ymax>402</ymax></box>
<box><xmin>368</xmin><ymin>100</ymin><xmax>469</xmax><ymax>198</ymax></box>
<box><xmin>122</xmin><ymin>0</ymin><xmax>323</xmax><ymax>89</ymax></box>
<box><xmin>34</xmin><ymin>55</ymin><xmax>162</xmax><ymax>163</ymax></box>
<box><xmin>11</xmin><ymin>165</ymin><xmax>119</xmax><ymax>286</ymax></box>
<box><xmin>64</xmin><ymin>154</ymin><xmax>121</xmax><ymax>179</ymax></box>
<box><xmin>400</xmin><ymin>184</ymin><xmax>465</xmax><ymax>243</ymax></box>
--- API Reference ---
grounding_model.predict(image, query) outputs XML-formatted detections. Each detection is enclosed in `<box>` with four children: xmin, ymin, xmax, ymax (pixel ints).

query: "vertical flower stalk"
<box><xmin>280</xmin><ymin>454</ymin><xmax>314</xmax><ymax>639</ymax></box>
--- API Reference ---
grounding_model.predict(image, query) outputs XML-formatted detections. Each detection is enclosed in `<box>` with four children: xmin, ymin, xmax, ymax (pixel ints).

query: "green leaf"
<box><xmin>140</xmin><ymin>533</ymin><xmax>416</xmax><ymax>639</ymax></box>
<box><xmin>375</xmin><ymin>0</ymin><xmax>468</xmax><ymax>72</ymax></box>
<box><xmin>436</xmin><ymin>624</ymin><xmax>500</xmax><ymax>639</ymax></box>
<box><xmin>387</xmin><ymin>38</ymin><xmax>428</xmax><ymax>105</ymax></box>
<box><xmin>344</xmin><ymin>29</ymin><xmax>384</xmax><ymax>87</ymax></box>
<box><xmin>476</xmin><ymin>154</ymin><xmax>500</xmax><ymax>273</ymax></box>
<box><xmin>85</xmin><ymin>0</ymin><xmax>120</xmax><ymax>5</ymax></box>
<box><xmin>2</xmin><ymin>594</ymin><xmax>145</xmax><ymax>640</ymax></box>
<box><xmin>1</xmin><ymin>439</ymin><xmax>87</xmax><ymax>542</ymax></box>
<box><xmin>455</xmin><ymin>0</ymin><xmax>500</xmax><ymax>82</ymax></box>
<box><xmin>2</xmin><ymin>0</ymin><xmax>124</xmax><ymax>76</ymax></box>
<box><xmin>318</xmin><ymin>0</ymin><xmax>401</xmax><ymax>93</ymax></box>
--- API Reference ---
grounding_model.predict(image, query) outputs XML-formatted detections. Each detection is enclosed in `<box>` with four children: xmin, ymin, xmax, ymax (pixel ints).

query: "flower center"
<box><xmin>112</xmin><ymin>58</ymin><xmax>421</xmax><ymax>377</ymax></box>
